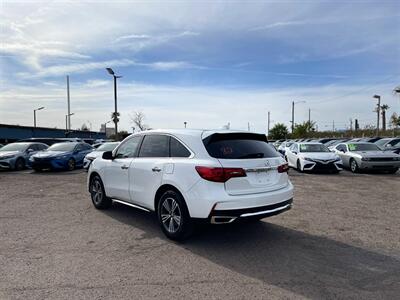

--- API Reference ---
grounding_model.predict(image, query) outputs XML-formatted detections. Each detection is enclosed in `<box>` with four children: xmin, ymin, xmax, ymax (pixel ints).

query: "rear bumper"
<box><xmin>210</xmin><ymin>198</ymin><xmax>292</xmax><ymax>224</ymax></box>
<box><xmin>185</xmin><ymin>179</ymin><xmax>294</xmax><ymax>218</ymax></box>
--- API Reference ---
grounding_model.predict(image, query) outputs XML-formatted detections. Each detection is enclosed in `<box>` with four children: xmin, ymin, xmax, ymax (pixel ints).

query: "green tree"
<box><xmin>269</xmin><ymin>123</ymin><xmax>289</xmax><ymax>140</ymax></box>
<box><xmin>292</xmin><ymin>121</ymin><xmax>316</xmax><ymax>138</ymax></box>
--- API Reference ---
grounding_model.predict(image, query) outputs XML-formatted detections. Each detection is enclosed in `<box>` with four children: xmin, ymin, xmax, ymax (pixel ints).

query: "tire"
<box><xmin>350</xmin><ymin>159</ymin><xmax>359</xmax><ymax>173</ymax></box>
<box><xmin>90</xmin><ymin>175</ymin><xmax>112</xmax><ymax>209</ymax></box>
<box><xmin>15</xmin><ymin>158</ymin><xmax>25</xmax><ymax>171</ymax></box>
<box><xmin>296</xmin><ymin>160</ymin><xmax>303</xmax><ymax>172</ymax></box>
<box><xmin>67</xmin><ymin>158</ymin><xmax>75</xmax><ymax>171</ymax></box>
<box><xmin>33</xmin><ymin>167</ymin><xmax>42</xmax><ymax>172</ymax></box>
<box><xmin>157</xmin><ymin>190</ymin><xmax>193</xmax><ymax>241</ymax></box>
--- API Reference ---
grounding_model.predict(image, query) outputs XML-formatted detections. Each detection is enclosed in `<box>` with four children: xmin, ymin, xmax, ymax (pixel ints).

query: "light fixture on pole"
<box><xmin>184</xmin><ymin>121</ymin><xmax>187</xmax><ymax>128</ymax></box>
<box><xmin>106</xmin><ymin>68</ymin><xmax>122</xmax><ymax>137</ymax></box>
<box><xmin>33</xmin><ymin>106</ymin><xmax>45</xmax><ymax>128</ymax></box>
<box><xmin>373</xmin><ymin>95</ymin><xmax>381</xmax><ymax>136</ymax></box>
<box><xmin>291</xmin><ymin>100</ymin><xmax>306</xmax><ymax>133</ymax></box>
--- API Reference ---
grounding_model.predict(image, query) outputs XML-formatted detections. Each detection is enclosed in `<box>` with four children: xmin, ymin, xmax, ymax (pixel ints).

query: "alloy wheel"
<box><xmin>160</xmin><ymin>197</ymin><xmax>182</xmax><ymax>234</ymax></box>
<box><xmin>91</xmin><ymin>179</ymin><xmax>103</xmax><ymax>205</ymax></box>
<box><xmin>351</xmin><ymin>160</ymin><xmax>357</xmax><ymax>173</ymax></box>
<box><xmin>68</xmin><ymin>159</ymin><xmax>75</xmax><ymax>171</ymax></box>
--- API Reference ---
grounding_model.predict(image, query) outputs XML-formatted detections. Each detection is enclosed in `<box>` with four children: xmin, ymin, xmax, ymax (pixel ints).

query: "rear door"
<box><xmin>202</xmin><ymin>133</ymin><xmax>288</xmax><ymax>196</ymax></box>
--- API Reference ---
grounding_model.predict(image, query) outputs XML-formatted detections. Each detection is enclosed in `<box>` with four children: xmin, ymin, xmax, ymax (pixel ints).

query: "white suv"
<box><xmin>88</xmin><ymin>129</ymin><xmax>294</xmax><ymax>240</ymax></box>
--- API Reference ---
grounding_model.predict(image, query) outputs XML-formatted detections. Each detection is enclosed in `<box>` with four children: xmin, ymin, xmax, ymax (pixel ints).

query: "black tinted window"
<box><xmin>139</xmin><ymin>135</ymin><xmax>169</xmax><ymax>158</ymax></box>
<box><xmin>203</xmin><ymin>133</ymin><xmax>279</xmax><ymax>159</ymax></box>
<box><xmin>115</xmin><ymin>136</ymin><xmax>142</xmax><ymax>158</ymax></box>
<box><xmin>170</xmin><ymin>137</ymin><xmax>191</xmax><ymax>157</ymax></box>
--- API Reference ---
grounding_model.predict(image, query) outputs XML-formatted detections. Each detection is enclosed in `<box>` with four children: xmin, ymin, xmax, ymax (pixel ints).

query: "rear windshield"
<box><xmin>203</xmin><ymin>133</ymin><xmax>279</xmax><ymax>159</ymax></box>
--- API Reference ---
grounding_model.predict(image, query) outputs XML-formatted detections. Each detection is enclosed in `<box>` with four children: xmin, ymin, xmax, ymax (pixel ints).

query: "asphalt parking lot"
<box><xmin>1</xmin><ymin>169</ymin><xmax>399</xmax><ymax>299</ymax></box>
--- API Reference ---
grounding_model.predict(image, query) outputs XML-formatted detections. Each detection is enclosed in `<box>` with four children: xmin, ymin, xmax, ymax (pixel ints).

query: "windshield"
<box><xmin>0</xmin><ymin>143</ymin><xmax>29</xmax><ymax>152</ymax></box>
<box><xmin>299</xmin><ymin>144</ymin><xmax>330</xmax><ymax>153</ymax></box>
<box><xmin>348</xmin><ymin>143</ymin><xmax>380</xmax><ymax>151</ymax></box>
<box><xmin>97</xmin><ymin>142</ymin><xmax>119</xmax><ymax>151</ymax></box>
<box><xmin>375</xmin><ymin>139</ymin><xmax>390</xmax><ymax>147</ymax></box>
<box><xmin>47</xmin><ymin>143</ymin><xmax>76</xmax><ymax>152</ymax></box>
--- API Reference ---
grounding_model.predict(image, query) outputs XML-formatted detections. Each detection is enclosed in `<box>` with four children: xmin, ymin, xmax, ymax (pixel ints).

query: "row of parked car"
<box><xmin>0</xmin><ymin>138</ymin><xmax>119</xmax><ymax>171</ymax></box>
<box><xmin>273</xmin><ymin>137</ymin><xmax>400</xmax><ymax>173</ymax></box>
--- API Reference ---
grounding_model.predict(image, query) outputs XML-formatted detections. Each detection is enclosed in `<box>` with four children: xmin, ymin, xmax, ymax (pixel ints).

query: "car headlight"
<box><xmin>361</xmin><ymin>157</ymin><xmax>371</xmax><ymax>161</ymax></box>
<box><xmin>29</xmin><ymin>156</ymin><xmax>34</xmax><ymax>162</ymax></box>
<box><xmin>0</xmin><ymin>155</ymin><xmax>15</xmax><ymax>159</ymax></box>
<box><xmin>334</xmin><ymin>157</ymin><xmax>341</xmax><ymax>162</ymax></box>
<box><xmin>303</xmin><ymin>157</ymin><xmax>314</xmax><ymax>162</ymax></box>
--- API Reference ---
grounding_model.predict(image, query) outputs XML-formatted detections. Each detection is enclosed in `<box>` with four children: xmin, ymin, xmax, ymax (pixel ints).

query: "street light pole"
<box><xmin>184</xmin><ymin>121</ymin><xmax>187</xmax><ymax>128</ymax></box>
<box><xmin>373</xmin><ymin>95</ymin><xmax>381</xmax><ymax>136</ymax></box>
<box><xmin>65</xmin><ymin>113</ymin><xmax>74</xmax><ymax>132</ymax></box>
<box><xmin>104</xmin><ymin>120</ymin><xmax>111</xmax><ymax>137</ymax></box>
<box><xmin>33</xmin><ymin>107</ymin><xmax>45</xmax><ymax>127</ymax></box>
<box><xmin>106</xmin><ymin>68</ymin><xmax>122</xmax><ymax>138</ymax></box>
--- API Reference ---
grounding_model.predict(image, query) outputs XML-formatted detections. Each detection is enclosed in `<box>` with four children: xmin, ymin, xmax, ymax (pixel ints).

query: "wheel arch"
<box><xmin>154</xmin><ymin>184</ymin><xmax>186</xmax><ymax>212</ymax></box>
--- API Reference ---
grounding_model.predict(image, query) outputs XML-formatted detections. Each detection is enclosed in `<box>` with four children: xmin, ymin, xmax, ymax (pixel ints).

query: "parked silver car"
<box><xmin>0</xmin><ymin>142</ymin><xmax>48</xmax><ymax>170</ymax></box>
<box><xmin>333</xmin><ymin>142</ymin><xmax>400</xmax><ymax>173</ymax></box>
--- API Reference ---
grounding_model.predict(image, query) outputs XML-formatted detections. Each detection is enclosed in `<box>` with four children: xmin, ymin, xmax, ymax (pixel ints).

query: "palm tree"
<box><xmin>380</xmin><ymin>104</ymin><xmax>389</xmax><ymax>131</ymax></box>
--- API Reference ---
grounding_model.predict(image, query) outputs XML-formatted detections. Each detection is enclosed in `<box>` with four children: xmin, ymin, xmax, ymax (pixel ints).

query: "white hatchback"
<box><xmin>88</xmin><ymin>129</ymin><xmax>294</xmax><ymax>240</ymax></box>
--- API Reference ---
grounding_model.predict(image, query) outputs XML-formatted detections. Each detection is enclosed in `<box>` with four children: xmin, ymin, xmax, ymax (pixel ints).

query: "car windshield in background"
<box><xmin>299</xmin><ymin>144</ymin><xmax>330</xmax><ymax>153</ymax></box>
<box><xmin>96</xmin><ymin>142</ymin><xmax>119</xmax><ymax>152</ymax></box>
<box><xmin>0</xmin><ymin>143</ymin><xmax>29</xmax><ymax>152</ymax></box>
<box><xmin>348</xmin><ymin>143</ymin><xmax>380</xmax><ymax>151</ymax></box>
<box><xmin>47</xmin><ymin>143</ymin><xmax>76</xmax><ymax>152</ymax></box>
<box><xmin>203</xmin><ymin>133</ymin><xmax>279</xmax><ymax>159</ymax></box>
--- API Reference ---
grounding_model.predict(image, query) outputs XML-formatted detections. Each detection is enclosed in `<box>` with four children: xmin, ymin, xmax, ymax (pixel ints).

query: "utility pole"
<box><xmin>308</xmin><ymin>108</ymin><xmax>311</xmax><ymax>124</ymax></box>
<box><xmin>291</xmin><ymin>100</ymin><xmax>306</xmax><ymax>133</ymax></box>
<box><xmin>247</xmin><ymin>122</ymin><xmax>250</xmax><ymax>131</ymax></box>
<box><xmin>267</xmin><ymin>111</ymin><xmax>270</xmax><ymax>138</ymax></box>
<box><xmin>33</xmin><ymin>107</ymin><xmax>44</xmax><ymax>127</ymax></box>
<box><xmin>291</xmin><ymin>101</ymin><xmax>294</xmax><ymax>133</ymax></box>
<box><xmin>373</xmin><ymin>95</ymin><xmax>381</xmax><ymax>136</ymax></box>
<box><xmin>66</xmin><ymin>75</ymin><xmax>71</xmax><ymax>131</ymax></box>
<box><xmin>332</xmin><ymin>120</ymin><xmax>335</xmax><ymax>132</ymax></box>
<box><xmin>184</xmin><ymin>121</ymin><xmax>187</xmax><ymax>128</ymax></box>
<box><xmin>350</xmin><ymin>118</ymin><xmax>353</xmax><ymax>133</ymax></box>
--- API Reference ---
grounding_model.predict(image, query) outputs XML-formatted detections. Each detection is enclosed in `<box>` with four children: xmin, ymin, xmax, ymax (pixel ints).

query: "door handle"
<box><xmin>121</xmin><ymin>165</ymin><xmax>129</xmax><ymax>170</ymax></box>
<box><xmin>152</xmin><ymin>167</ymin><xmax>162</xmax><ymax>172</ymax></box>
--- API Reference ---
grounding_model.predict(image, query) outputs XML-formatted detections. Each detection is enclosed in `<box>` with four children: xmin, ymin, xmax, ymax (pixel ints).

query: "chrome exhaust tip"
<box><xmin>210</xmin><ymin>216</ymin><xmax>237</xmax><ymax>224</ymax></box>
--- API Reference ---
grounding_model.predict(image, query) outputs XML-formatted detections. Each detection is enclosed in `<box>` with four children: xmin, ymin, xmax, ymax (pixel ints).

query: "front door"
<box><xmin>130</xmin><ymin>134</ymin><xmax>170</xmax><ymax>209</ymax></box>
<box><xmin>104</xmin><ymin>136</ymin><xmax>142</xmax><ymax>201</ymax></box>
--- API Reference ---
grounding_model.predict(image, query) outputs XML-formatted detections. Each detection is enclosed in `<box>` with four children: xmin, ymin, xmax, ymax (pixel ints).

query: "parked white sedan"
<box><xmin>88</xmin><ymin>129</ymin><xmax>294</xmax><ymax>240</ymax></box>
<box><xmin>285</xmin><ymin>142</ymin><xmax>343</xmax><ymax>172</ymax></box>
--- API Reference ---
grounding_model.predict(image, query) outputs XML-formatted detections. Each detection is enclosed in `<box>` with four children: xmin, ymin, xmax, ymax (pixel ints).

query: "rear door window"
<box><xmin>139</xmin><ymin>135</ymin><xmax>169</xmax><ymax>158</ymax></box>
<box><xmin>203</xmin><ymin>133</ymin><xmax>279</xmax><ymax>159</ymax></box>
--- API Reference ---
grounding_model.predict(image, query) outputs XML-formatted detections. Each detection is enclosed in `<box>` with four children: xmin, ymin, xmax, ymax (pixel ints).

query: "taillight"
<box><xmin>195</xmin><ymin>166</ymin><xmax>246</xmax><ymax>183</ymax></box>
<box><xmin>277</xmin><ymin>163</ymin><xmax>289</xmax><ymax>173</ymax></box>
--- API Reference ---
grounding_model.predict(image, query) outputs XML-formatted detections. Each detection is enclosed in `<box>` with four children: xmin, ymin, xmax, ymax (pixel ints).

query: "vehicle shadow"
<box><xmin>103</xmin><ymin>203</ymin><xmax>400</xmax><ymax>299</ymax></box>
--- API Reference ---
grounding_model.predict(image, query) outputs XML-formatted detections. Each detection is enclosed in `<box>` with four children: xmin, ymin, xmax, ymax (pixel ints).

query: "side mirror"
<box><xmin>102</xmin><ymin>151</ymin><xmax>113</xmax><ymax>160</ymax></box>
<box><xmin>293</xmin><ymin>151</ymin><xmax>297</xmax><ymax>155</ymax></box>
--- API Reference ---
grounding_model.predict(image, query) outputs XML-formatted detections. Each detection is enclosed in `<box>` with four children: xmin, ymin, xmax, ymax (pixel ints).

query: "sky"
<box><xmin>0</xmin><ymin>0</ymin><xmax>399</xmax><ymax>133</ymax></box>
